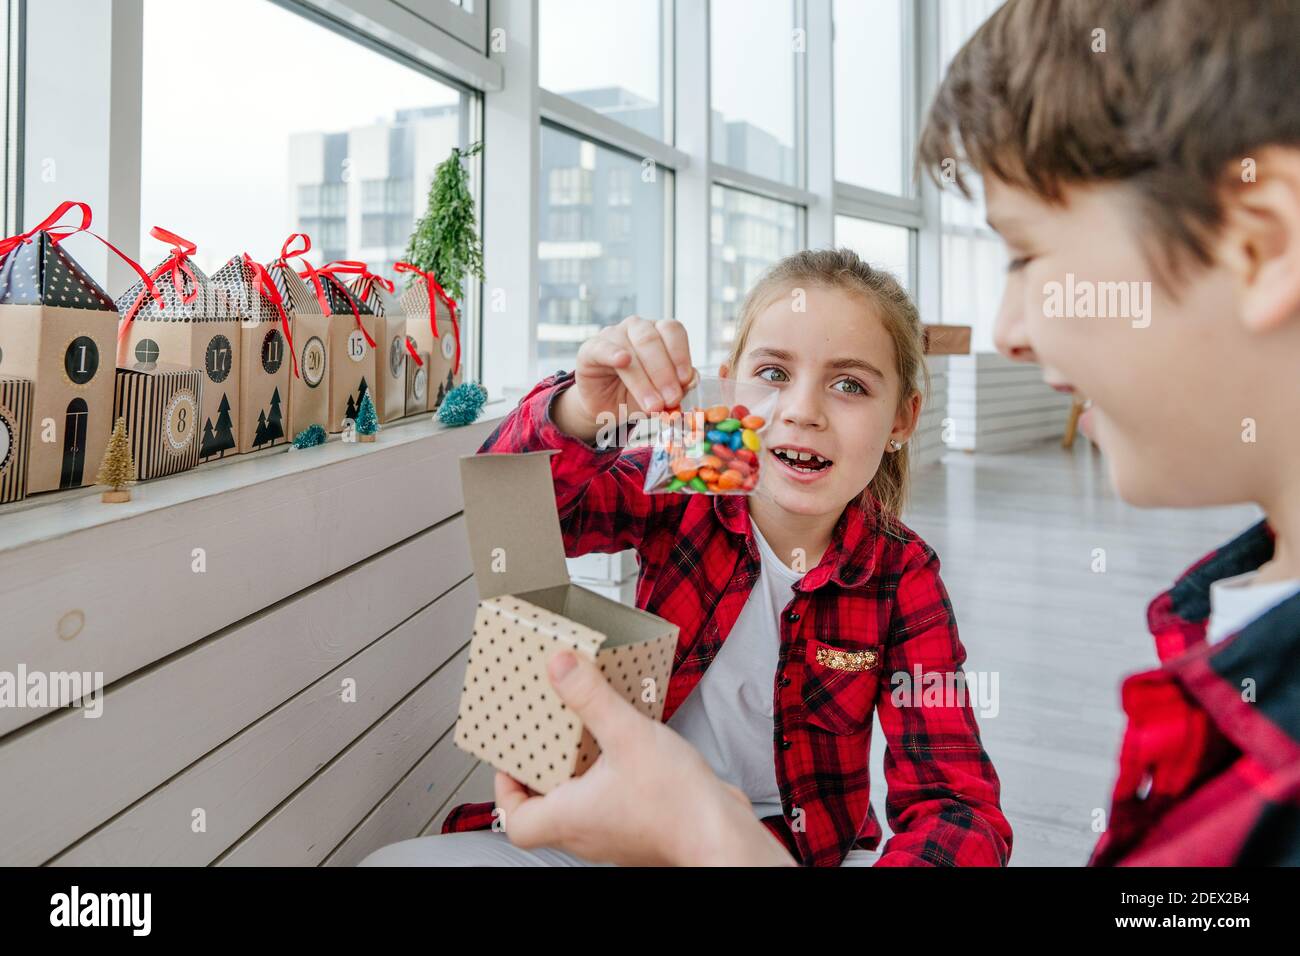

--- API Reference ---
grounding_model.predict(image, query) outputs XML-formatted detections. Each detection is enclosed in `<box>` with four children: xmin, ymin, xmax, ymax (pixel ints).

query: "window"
<box><xmin>139</xmin><ymin>0</ymin><xmax>476</xmax><ymax>284</ymax></box>
<box><xmin>710</xmin><ymin>0</ymin><xmax>801</xmax><ymax>187</ymax></box>
<box><xmin>539</xmin><ymin>0</ymin><xmax>665</xmax><ymax>140</ymax></box>
<box><xmin>538</xmin><ymin>124</ymin><xmax>669</xmax><ymax>379</ymax></box>
<box><xmin>709</xmin><ymin>185</ymin><xmax>800</xmax><ymax>365</ymax></box>
<box><xmin>835</xmin><ymin>215</ymin><xmax>913</xmax><ymax>293</ymax></box>
<box><xmin>833</xmin><ymin>0</ymin><xmax>908</xmax><ymax>196</ymax></box>
<box><xmin>938</xmin><ymin>0</ymin><xmax>1007</xmax><ymax>351</ymax></box>
<box><xmin>1</xmin><ymin>0</ymin><xmax>16</xmax><ymax>233</ymax></box>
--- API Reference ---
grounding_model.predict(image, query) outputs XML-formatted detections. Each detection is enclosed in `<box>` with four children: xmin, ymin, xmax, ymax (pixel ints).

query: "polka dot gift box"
<box><xmin>0</xmin><ymin>203</ymin><xmax>129</xmax><ymax>494</ymax></box>
<box><xmin>116</xmin><ymin>226</ymin><xmax>242</xmax><ymax>466</ymax></box>
<box><xmin>454</xmin><ymin>450</ymin><xmax>679</xmax><ymax>795</ymax></box>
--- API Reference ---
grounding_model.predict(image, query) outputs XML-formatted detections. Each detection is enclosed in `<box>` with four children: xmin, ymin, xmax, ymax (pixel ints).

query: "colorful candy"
<box><xmin>652</xmin><ymin>399</ymin><xmax>768</xmax><ymax>495</ymax></box>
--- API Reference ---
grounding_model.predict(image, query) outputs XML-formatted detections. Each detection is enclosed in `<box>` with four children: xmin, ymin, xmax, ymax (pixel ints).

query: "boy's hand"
<box><xmin>554</xmin><ymin>316</ymin><xmax>697</xmax><ymax>441</ymax></box>
<box><xmin>493</xmin><ymin>650</ymin><xmax>797</xmax><ymax>867</ymax></box>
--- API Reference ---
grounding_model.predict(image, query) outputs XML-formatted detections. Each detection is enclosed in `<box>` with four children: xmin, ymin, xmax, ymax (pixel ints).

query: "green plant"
<box><xmin>403</xmin><ymin>141</ymin><xmax>484</xmax><ymax>303</ymax></box>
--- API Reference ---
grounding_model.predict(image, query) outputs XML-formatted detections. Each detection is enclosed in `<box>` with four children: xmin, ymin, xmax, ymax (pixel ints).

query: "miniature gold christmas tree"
<box><xmin>96</xmin><ymin>416</ymin><xmax>135</xmax><ymax>503</ymax></box>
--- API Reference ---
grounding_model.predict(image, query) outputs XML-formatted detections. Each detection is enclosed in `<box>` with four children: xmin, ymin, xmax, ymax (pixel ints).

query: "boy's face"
<box><xmin>986</xmin><ymin>176</ymin><xmax>1262</xmax><ymax>508</ymax></box>
<box><xmin>723</xmin><ymin>285</ymin><xmax>918</xmax><ymax>519</ymax></box>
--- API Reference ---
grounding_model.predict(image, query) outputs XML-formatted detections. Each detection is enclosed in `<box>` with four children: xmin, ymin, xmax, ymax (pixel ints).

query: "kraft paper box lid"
<box><xmin>459</xmin><ymin>450</ymin><xmax>573</xmax><ymax>599</ymax></box>
<box><xmin>0</xmin><ymin>232</ymin><xmax>116</xmax><ymax>310</ymax></box>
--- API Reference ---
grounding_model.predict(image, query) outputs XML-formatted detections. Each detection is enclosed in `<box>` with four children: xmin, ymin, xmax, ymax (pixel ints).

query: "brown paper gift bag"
<box><xmin>305</xmin><ymin>267</ymin><xmax>378</xmax><ymax>434</ymax></box>
<box><xmin>396</xmin><ymin>264</ymin><xmax>462</xmax><ymax>413</ymax></box>
<box><xmin>347</xmin><ymin>271</ymin><xmax>407</xmax><ymax>425</ymax></box>
<box><xmin>404</xmin><ymin>344</ymin><xmax>430</xmax><ymax>417</ymax></box>
<box><xmin>264</xmin><ymin>235</ymin><xmax>331</xmax><ymax>440</ymax></box>
<box><xmin>453</xmin><ymin>450</ymin><xmax>678</xmax><ymax>794</ymax></box>
<box><xmin>117</xmin><ymin>228</ymin><xmax>241</xmax><ymax>465</ymax></box>
<box><xmin>210</xmin><ymin>254</ymin><xmax>292</xmax><ymax>453</ymax></box>
<box><xmin>0</xmin><ymin>228</ymin><xmax>121</xmax><ymax>493</ymax></box>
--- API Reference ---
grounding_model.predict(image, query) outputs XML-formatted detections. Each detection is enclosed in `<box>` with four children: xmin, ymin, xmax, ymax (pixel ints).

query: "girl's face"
<box><xmin>723</xmin><ymin>285</ymin><xmax>920</xmax><ymax>518</ymax></box>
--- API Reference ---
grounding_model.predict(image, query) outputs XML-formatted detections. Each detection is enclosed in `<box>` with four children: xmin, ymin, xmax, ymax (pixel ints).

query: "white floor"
<box><xmin>876</xmin><ymin>438</ymin><xmax>1262</xmax><ymax>866</ymax></box>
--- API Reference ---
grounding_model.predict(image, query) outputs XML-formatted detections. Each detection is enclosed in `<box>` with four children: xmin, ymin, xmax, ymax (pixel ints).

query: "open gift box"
<box><xmin>454</xmin><ymin>450</ymin><xmax>679</xmax><ymax>794</ymax></box>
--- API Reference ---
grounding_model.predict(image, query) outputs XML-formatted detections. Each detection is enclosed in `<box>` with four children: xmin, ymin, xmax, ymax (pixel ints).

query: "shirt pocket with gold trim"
<box><xmin>800</xmin><ymin>636</ymin><xmax>883</xmax><ymax>735</ymax></box>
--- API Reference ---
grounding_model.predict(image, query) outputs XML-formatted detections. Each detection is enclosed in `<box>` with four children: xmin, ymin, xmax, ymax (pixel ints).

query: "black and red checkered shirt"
<box><xmin>1090</xmin><ymin>519</ymin><xmax>1300</xmax><ymax>866</ymax></box>
<box><xmin>442</xmin><ymin>370</ymin><xmax>1012</xmax><ymax>866</ymax></box>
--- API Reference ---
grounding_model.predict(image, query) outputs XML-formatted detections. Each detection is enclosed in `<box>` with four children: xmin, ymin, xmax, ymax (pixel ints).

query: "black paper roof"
<box><xmin>315</xmin><ymin>272</ymin><xmax>374</xmax><ymax>317</ymax></box>
<box><xmin>0</xmin><ymin>232</ymin><xmax>116</xmax><ymax>311</ymax></box>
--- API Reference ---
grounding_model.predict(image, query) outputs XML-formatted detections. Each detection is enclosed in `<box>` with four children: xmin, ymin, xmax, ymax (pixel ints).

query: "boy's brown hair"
<box><xmin>725</xmin><ymin>248</ymin><xmax>927</xmax><ymax>522</ymax></box>
<box><xmin>917</xmin><ymin>0</ymin><xmax>1300</xmax><ymax>279</ymax></box>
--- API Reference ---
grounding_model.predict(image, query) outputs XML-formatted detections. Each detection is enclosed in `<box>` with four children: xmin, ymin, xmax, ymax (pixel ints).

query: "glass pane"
<box><xmin>709</xmin><ymin>185</ymin><xmax>800</xmax><ymax>367</ymax></box>
<box><xmin>710</xmin><ymin>0</ymin><xmax>800</xmax><ymax>186</ymax></box>
<box><xmin>140</xmin><ymin>0</ymin><xmax>474</xmax><ymax>282</ymax></box>
<box><xmin>538</xmin><ymin>125</ymin><xmax>669</xmax><ymax>380</ymax></box>
<box><xmin>939</xmin><ymin>0</ymin><xmax>1006</xmax><ymax>351</ymax></box>
<box><xmin>833</xmin><ymin>0</ymin><xmax>906</xmax><ymax>195</ymax></box>
<box><xmin>539</xmin><ymin>0</ymin><xmax>663</xmax><ymax>141</ymax></box>
<box><xmin>834</xmin><ymin>215</ymin><xmax>912</xmax><ymax>292</ymax></box>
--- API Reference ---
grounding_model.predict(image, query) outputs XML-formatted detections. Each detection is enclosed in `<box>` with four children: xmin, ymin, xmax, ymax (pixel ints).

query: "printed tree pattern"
<box><xmin>346</xmin><ymin>377</ymin><xmax>370</xmax><ymax>423</ymax></box>
<box><xmin>200</xmin><ymin>393</ymin><xmax>237</xmax><ymax>460</ymax></box>
<box><xmin>252</xmin><ymin>388</ymin><xmax>286</xmax><ymax>450</ymax></box>
<box><xmin>266</xmin><ymin>388</ymin><xmax>284</xmax><ymax>442</ymax></box>
<box><xmin>434</xmin><ymin>368</ymin><xmax>455</xmax><ymax>409</ymax></box>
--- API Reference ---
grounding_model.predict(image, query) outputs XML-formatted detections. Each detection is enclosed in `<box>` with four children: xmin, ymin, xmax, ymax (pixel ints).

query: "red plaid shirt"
<box><xmin>443</xmin><ymin>370</ymin><xmax>1012</xmax><ymax>866</ymax></box>
<box><xmin>1091</xmin><ymin>519</ymin><xmax>1300</xmax><ymax>866</ymax></box>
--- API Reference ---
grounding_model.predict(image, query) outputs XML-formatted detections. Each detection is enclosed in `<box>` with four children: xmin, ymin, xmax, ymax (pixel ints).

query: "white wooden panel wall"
<box><xmin>0</xmin><ymin>404</ymin><xmax>508</xmax><ymax>866</ymax></box>
<box><xmin>911</xmin><ymin>355</ymin><xmax>950</xmax><ymax>470</ymax></box>
<box><xmin>946</xmin><ymin>353</ymin><xmax>1073</xmax><ymax>453</ymax></box>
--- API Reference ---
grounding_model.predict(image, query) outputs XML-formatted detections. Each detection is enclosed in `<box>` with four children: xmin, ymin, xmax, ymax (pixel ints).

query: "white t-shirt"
<box><xmin>666</xmin><ymin>520</ymin><xmax>803</xmax><ymax>820</ymax></box>
<box><xmin>1206</xmin><ymin>570</ymin><xmax>1300</xmax><ymax>645</ymax></box>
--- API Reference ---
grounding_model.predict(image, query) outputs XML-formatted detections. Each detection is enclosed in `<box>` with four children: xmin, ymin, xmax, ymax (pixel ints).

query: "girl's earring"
<box><xmin>889</xmin><ymin>440</ymin><xmax>903</xmax><ymax>452</ymax></box>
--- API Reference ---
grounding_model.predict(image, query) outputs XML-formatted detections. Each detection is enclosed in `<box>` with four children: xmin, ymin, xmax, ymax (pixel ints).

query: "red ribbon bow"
<box><xmin>243</xmin><ymin>253</ymin><xmax>299</xmax><ymax>380</ymax></box>
<box><xmin>119</xmin><ymin>225</ymin><xmax>204</xmax><ymax>347</ymax></box>
<box><xmin>279</xmin><ymin>236</ymin><xmax>377</xmax><ymax>351</ymax></box>
<box><xmin>395</xmin><ymin>261</ymin><xmax>460</xmax><ymax>377</ymax></box>
<box><xmin>319</xmin><ymin>259</ymin><xmax>395</xmax><ymax>301</ymax></box>
<box><xmin>0</xmin><ymin>200</ymin><xmax>161</xmax><ymax>316</ymax></box>
<box><xmin>404</xmin><ymin>334</ymin><xmax>424</xmax><ymax>367</ymax></box>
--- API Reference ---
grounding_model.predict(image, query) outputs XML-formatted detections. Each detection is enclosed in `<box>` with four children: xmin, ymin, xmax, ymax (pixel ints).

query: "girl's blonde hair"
<box><xmin>724</xmin><ymin>247</ymin><xmax>929</xmax><ymax>522</ymax></box>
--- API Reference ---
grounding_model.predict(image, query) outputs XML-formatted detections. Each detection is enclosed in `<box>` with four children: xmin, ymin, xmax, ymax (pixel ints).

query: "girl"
<box><xmin>363</xmin><ymin>248</ymin><xmax>1011</xmax><ymax>867</ymax></box>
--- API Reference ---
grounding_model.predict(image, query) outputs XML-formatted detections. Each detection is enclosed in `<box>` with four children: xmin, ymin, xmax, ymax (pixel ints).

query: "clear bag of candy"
<box><xmin>643</xmin><ymin>375</ymin><xmax>779</xmax><ymax>495</ymax></box>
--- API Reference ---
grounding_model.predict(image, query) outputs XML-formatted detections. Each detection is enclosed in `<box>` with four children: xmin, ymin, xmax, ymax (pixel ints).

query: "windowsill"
<box><xmin>0</xmin><ymin>400</ymin><xmax>512</xmax><ymax>554</ymax></box>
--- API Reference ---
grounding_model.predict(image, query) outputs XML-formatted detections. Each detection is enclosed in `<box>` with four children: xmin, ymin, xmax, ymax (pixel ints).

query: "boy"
<box><xmin>476</xmin><ymin>0</ymin><xmax>1300</xmax><ymax>866</ymax></box>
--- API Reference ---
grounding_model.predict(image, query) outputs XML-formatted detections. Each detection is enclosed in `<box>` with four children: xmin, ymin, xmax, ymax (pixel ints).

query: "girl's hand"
<box><xmin>557</xmin><ymin>317</ymin><xmax>697</xmax><ymax>439</ymax></box>
<box><xmin>493</xmin><ymin>651</ymin><xmax>797</xmax><ymax>867</ymax></box>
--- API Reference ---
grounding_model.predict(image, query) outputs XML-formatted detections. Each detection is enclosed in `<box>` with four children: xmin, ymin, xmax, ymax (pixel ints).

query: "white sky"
<box><xmin>139</xmin><ymin>0</ymin><xmax>458</xmax><ymax>272</ymax></box>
